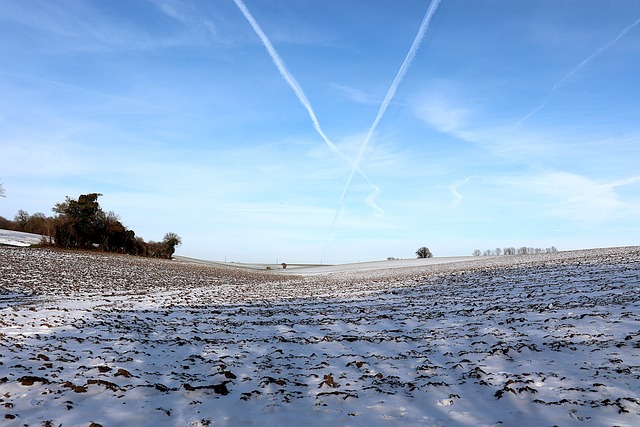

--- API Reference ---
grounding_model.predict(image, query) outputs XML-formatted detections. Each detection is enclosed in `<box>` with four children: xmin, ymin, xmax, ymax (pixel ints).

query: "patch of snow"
<box><xmin>0</xmin><ymin>228</ymin><xmax>46</xmax><ymax>247</ymax></box>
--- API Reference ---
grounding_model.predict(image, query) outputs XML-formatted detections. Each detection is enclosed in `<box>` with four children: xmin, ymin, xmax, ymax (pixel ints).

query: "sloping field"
<box><xmin>1</xmin><ymin>246</ymin><xmax>639</xmax><ymax>426</ymax></box>
<box><xmin>0</xmin><ymin>229</ymin><xmax>46</xmax><ymax>247</ymax></box>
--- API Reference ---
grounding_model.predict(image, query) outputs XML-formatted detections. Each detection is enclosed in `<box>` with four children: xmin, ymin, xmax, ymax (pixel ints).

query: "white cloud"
<box><xmin>410</xmin><ymin>85</ymin><xmax>634</xmax><ymax>166</ymax></box>
<box><xmin>0</xmin><ymin>139</ymin><xmax>89</xmax><ymax>177</ymax></box>
<box><xmin>330</xmin><ymin>83</ymin><xmax>380</xmax><ymax>105</ymax></box>
<box><xmin>448</xmin><ymin>177</ymin><xmax>474</xmax><ymax>208</ymax></box>
<box><xmin>504</xmin><ymin>171</ymin><xmax>640</xmax><ymax>225</ymax></box>
<box><xmin>414</xmin><ymin>96</ymin><xmax>477</xmax><ymax>141</ymax></box>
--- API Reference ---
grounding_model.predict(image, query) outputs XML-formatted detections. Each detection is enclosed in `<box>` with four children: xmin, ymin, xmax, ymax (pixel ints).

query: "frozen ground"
<box><xmin>1</xmin><ymin>246</ymin><xmax>639</xmax><ymax>426</ymax></box>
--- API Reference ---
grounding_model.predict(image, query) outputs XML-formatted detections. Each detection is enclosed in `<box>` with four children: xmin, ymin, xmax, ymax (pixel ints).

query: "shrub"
<box><xmin>416</xmin><ymin>247</ymin><xmax>433</xmax><ymax>259</ymax></box>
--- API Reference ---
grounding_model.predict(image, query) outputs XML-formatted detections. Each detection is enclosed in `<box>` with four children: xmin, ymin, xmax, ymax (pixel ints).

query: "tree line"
<box><xmin>472</xmin><ymin>246</ymin><xmax>558</xmax><ymax>257</ymax></box>
<box><xmin>0</xmin><ymin>192</ymin><xmax>181</xmax><ymax>259</ymax></box>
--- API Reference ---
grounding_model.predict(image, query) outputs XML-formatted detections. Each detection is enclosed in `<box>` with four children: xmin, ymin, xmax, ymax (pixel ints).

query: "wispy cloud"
<box><xmin>330</xmin><ymin>83</ymin><xmax>380</xmax><ymax>105</ymax></box>
<box><xmin>503</xmin><ymin>171</ymin><xmax>640</xmax><ymax>225</ymax></box>
<box><xmin>412</xmin><ymin>86</ymin><xmax>586</xmax><ymax>163</ymax></box>
<box><xmin>516</xmin><ymin>15</ymin><xmax>640</xmax><ymax>126</ymax></box>
<box><xmin>148</xmin><ymin>0</ymin><xmax>222</xmax><ymax>43</ymax></box>
<box><xmin>411</xmin><ymin>79</ymin><xmax>640</xmax><ymax>227</ymax></box>
<box><xmin>0</xmin><ymin>0</ymin><xmax>219</xmax><ymax>51</ymax></box>
<box><xmin>0</xmin><ymin>139</ymin><xmax>88</xmax><ymax>178</ymax></box>
<box><xmin>0</xmin><ymin>71</ymin><xmax>159</xmax><ymax>113</ymax></box>
<box><xmin>414</xmin><ymin>95</ymin><xmax>477</xmax><ymax>141</ymax></box>
<box><xmin>448</xmin><ymin>176</ymin><xmax>474</xmax><ymax>208</ymax></box>
<box><xmin>0</xmin><ymin>1</ymin><xmax>101</xmax><ymax>39</ymax></box>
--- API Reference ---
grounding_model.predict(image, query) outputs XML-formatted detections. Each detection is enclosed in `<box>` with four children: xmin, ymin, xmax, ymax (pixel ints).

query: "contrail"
<box><xmin>515</xmin><ymin>16</ymin><xmax>640</xmax><ymax>126</ymax></box>
<box><xmin>327</xmin><ymin>0</ymin><xmax>442</xmax><ymax>237</ymax></box>
<box><xmin>232</xmin><ymin>0</ymin><xmax>381</xmax><ymax>202</ymax></box>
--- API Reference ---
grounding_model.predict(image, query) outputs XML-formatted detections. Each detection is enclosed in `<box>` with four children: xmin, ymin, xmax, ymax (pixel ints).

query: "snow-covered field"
<box><xmin>1</xmin><ymin>246</ymin><xmax>639</xmax><ymax>426</ymax></box>
<box><xmin>0</xmin><ymin>229</ymin><xmax>46</xmax><ymax>247</ymax></box>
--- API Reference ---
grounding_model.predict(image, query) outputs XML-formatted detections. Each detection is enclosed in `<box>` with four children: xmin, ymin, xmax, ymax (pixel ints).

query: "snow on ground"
<box><xmin>276</xmin><ymin>256</ymin><xmax>482</xmax><ymax>275</ymax></box>
<box><xmin>0</xmin><ymin>229</ymin><xmax>46</xmax><ymax>247</ymax></box>
<box><xmin>1</xmin><ymin>246</ymin><xmax>639</xmax><ymax>426</ymax></box>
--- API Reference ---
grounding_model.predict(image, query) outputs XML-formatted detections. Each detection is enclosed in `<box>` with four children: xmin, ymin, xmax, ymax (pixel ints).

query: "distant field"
<box><xmin>173</xmin><ymin>254</ymin><xmax>482</xmax><ymax>274</ymax></box>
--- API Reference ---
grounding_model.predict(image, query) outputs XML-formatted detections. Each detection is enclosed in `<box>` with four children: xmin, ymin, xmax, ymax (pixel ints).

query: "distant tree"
<box><xmin>416</xmin><ymin>246</ymin><xmax>433</xmax><ymax>259</ymax></box>
<box><xmin>0</xmin><ymin>216</ymin><xmax>12</xmax><ymax>230</ymax></box>
<box><xmin>24</xmin><ymin>212</ymin><xmax>49</xmax><ymax>235</ymax></box>
<box><xmin>0</xmin><ymin>181</ymin><xmax>5</xmax><ymax>197</ymax></box>
<box><xmin>472</xmin><ymin>246</ymin><xmax>560</xmax><ymax>256</ymax></box>
<box><xmin>14</xmin><ymin>210</ymin><xmax>30</xmax><ymax>231</ymax></box>
<box><xmin>163</xmin><ymin>232</ymin><xmax>182</xmax><ymax>247</ymax></box>
<box><xmin>100</xmin><ymin>211</ymin><xmax>128</xmax><ymax>253</ymax></box>
<box><xmin>145</xmin><ymin>240</ymin><xmax>164</xmax><ymax>258</ymax></box>
<box><xmin>162</xmin><ymin>232</ymin><xmax>182</xmax><ymax>258</ymax></box>
<box><xmin>133</xmin><ymin>236</ymin><xmax>147</xmax><ymax>256</ymax></box>
<box><xmin>53</xmin><ymin>193</ymin><xmax>104</xmax><ymax>248</ymax></box>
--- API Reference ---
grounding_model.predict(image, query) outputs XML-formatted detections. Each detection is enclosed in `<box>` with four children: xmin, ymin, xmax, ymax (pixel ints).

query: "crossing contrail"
<box><xmin>232</xmin><ymin>0</ymin><xmax>381</xmax><ymax>207</ymax></box>
<box><xmin>327</xmin><ymin>0</ymin><xmax>442</xmax><ymax>238</ymax></box>
<box><xmin>516</xmin><ymin>15</ymin><xmax>640</xmax><ymax>126</ymax></box>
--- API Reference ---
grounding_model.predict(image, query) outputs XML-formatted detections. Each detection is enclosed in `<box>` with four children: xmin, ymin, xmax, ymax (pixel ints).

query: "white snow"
<box><xmin>0</xmin><ymin>229</ymin><xmax>46</xmax><ymax>247</ymax></box>
<box><xmin>1</xmin><ymin>246</ymin><xmax>639</xmax><ymax>426</ymax></box>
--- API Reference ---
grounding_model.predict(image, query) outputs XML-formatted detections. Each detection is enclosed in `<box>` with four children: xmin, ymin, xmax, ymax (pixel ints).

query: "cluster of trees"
<box><xmin>0</xmin><ymin>192</ymin><xmax>181</xmax><ymax>259</ymax></box>
<box><xmin>472</xmin><ymin>246</ymin><xmax>558</xmax><ymax>256</ymax></box>
<box><xmin>1</xmin><ymin>210</ymin><xmax>49</xmax><ymax>236</ymax></box>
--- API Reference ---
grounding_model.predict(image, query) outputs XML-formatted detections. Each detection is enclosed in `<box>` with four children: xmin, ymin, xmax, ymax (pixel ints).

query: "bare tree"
<box><xmin>14</xmin><ymin>210</ymin><xmax>30</xmax><ymax>230</ymax></box>
<box><xmin>0</xmin><ymin>181</ymin><xmax>5</xmax><ymax>197</ymax></box>
<box><xmin>24</xmin><ymin>212</ymin><xmax>49</xmax><ymax>235</ymax></box>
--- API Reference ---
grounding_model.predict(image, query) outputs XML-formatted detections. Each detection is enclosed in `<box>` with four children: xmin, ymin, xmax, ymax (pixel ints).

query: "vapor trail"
<box><xmin>515</xmin><ymin>16</ymin><xmax>640</xmax><ymax>126</ymax></box>
<box><xmin>232</xmin><ymin>0</ymin><xmax>381</xmax><ymax>200</ymax></box>
<box><xmin>326</xmin><ymin>0</ymin><xmax>442</xmax><ymax>237</ymax></box>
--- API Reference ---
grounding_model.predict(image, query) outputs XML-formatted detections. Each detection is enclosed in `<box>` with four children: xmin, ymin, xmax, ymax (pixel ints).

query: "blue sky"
<box><xmin>1</xmin><ymin>0</ymin><xmax>639</xmax><ymax>263</ymax></box>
